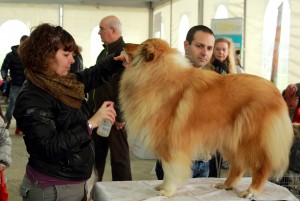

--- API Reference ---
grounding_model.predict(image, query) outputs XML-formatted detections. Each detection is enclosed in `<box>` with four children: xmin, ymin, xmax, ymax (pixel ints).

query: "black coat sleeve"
<box><xmin>75</xmin><ymin>52</ymin><xmax>123</xmax><ymax>93</ymax></box>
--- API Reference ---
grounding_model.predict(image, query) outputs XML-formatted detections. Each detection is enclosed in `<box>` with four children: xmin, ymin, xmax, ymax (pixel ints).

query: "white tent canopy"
<box><xmin>0</xmin><ymin>0</ymin><xmax>163</xmax><ymax>7</ymax></box>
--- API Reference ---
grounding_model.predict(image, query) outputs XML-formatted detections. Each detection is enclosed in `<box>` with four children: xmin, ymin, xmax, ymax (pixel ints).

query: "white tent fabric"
<box><xmin>0</xmin><ymin>3</ymin><xmax>149</xmax><ymax>68</ymax></box>
<box><xmin>0</xmin><ymin>0</ymin><xmax>299</xmax><ymax>89</ymax></box>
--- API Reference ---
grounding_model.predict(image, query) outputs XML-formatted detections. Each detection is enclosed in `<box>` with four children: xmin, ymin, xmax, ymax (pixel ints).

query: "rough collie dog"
<box><xmin>119</xmin><ymin>38</ymin><xmax>293</xmax><ymax>198</ymax></box>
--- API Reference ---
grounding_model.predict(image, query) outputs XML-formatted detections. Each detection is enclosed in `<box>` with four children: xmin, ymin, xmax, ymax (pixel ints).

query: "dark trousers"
<box><xmin>209</xmin><ymin>153</ymin><xmax>222</xmax><ymax>177</ymax></box>
<box><xmin>92</xmin><ymin>126</ymin><xmax>132</xmax><ymax>181</ymax></box>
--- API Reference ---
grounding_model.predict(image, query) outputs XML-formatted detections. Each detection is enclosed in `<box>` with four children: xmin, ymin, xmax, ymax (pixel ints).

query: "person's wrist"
<box><xmin>87</xmin><ymin>121</ymin><xmax>93</xmax><ymax>135</ymax></box>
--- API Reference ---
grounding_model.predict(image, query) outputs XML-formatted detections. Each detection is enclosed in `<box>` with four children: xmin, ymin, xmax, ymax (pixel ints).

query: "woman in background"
<box><xmin>208</xmin><ymin>37</ymin><xmax>236</xmax><ymax>74</ymax></box>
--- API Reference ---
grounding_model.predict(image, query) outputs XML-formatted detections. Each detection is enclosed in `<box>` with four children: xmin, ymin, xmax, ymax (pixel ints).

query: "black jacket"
<box><xmin>1</xmin><ymin>45</ymin><xmax>26</xmax><ymax>86</ymax></box>
<box><xmin>70</xmin><ymin>53</ymin><xmax>84</xmax><ymax>73</ymax></box>
<box><xmin>212</xmin><ymin>59</ymin><xmax>228</xmax><ymax>75</ymax></box>
<box><xmin>87</xmin><ymin>37</ymin><xmax>125</xmax><ymax>121</ymax></box>
<box><xmin>13</xmin><ymin>53</ymin><xmax>123</xmax><ymax>181</ymax></box>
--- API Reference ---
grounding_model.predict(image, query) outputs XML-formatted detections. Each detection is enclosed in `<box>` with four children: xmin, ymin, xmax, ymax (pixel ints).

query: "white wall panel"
<box><xmin>170</xmin><ymin>0</ymin><xmax>198</xmax><ymax>49</ymax></box>
<box><xmin>0</xmin><ymin>3</ymin><xmax>59</xmax><ymax>73</ymax></box>
<box><xmin>153</xmin><ymin>1</ymin><xmax>171</xmax><ymax>43</ymax></box>
<box><xmin>0</xmin><ymin>3</ymin><xmax>59</xmax><ymax>26</ymax></box>
<box><xmin>288</xmin><ymin>0</ymin><xmax>300</xmax><ymax>84</ymax></box>
<box><xmin>0</xmin><ymin>1</ymin><xmax>299</xmax><ymax>82</ymax></box>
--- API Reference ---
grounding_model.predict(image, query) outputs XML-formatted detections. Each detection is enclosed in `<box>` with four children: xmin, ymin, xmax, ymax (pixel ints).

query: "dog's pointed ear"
<box><xmin>141</xmin><ymin>43</ymin><xmax>155</xmax><ymax>62</ymax></box>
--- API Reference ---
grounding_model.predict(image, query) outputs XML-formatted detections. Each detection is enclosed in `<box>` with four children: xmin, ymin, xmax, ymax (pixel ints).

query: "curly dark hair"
<box><xmin>20</xmin><ymin>23</ymin><xmax>77</xmax><ymax>72</ymax></box>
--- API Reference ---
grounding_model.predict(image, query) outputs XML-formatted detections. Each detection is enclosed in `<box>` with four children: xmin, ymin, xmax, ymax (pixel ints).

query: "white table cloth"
<box><xmin>90</xmin><ymin>177</ymin><xmax>298</xmax><ymax>201</ymax></box>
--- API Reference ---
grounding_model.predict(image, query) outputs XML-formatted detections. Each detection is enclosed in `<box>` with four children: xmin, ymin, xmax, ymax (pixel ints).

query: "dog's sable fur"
<box><xmin>119</xmin><ymin>38</ymin><xmax>293</xmax><ymax>198</ymax></box>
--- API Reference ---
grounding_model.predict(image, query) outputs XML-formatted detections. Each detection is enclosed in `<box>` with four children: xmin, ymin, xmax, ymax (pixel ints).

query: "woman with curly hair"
<box><xmin>13</xmin><ymin>23</ymin><xmax>125</xmax><ymax>201</ymax></box>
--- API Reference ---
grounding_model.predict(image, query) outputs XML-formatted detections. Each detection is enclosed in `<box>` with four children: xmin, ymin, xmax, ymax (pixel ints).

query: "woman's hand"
<box><xmin>114</xmin><ymin>51</ymin><xmax>131</xmax><ymax>68</ymax></box>
<box><xmin>88</xmin><ymin>101</ymin><xmax>116</xmax><ymax>129</ymax></box>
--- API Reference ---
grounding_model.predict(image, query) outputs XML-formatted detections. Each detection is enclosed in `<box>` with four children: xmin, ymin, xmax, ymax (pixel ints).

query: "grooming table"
<box><xmin>90</xmin><ymin>177</ymin><xmax>298</xmax><ymax>201</ymax></box>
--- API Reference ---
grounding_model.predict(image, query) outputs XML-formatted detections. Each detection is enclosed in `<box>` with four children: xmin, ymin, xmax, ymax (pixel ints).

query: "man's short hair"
<box><xmin>185</xmin><ymin>25</ymin><xmax>214</xmax><ymax>45</ymax></box>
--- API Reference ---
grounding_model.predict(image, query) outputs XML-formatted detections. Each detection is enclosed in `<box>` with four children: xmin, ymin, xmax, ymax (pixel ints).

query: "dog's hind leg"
<box><xmin>215</xmin><ymin>162</ymin><xmax>244</xmax><ymax>191</ymax></box>
<box><xmin>155</xmin><ymin>154</ymin><xmax>191</xmax><ymax>197</ymax></box>
<box><xmin>238</xmin><ymin>162</ymin><xmax>271</xmax><ymax>198</ymax></box>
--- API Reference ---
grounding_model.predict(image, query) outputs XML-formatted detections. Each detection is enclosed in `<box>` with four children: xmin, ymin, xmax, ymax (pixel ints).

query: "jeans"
<box><xmin>155</xmin><ymin>160</ymin><xmax>210</xmax><ymax>180</ymax></box>
<box><xmin>191</xmin><ymin>160</ymin><xmax>210</xmax><ymax>178</ymax></box>
<box><xmin>5</xmin><ymin>85</ymin><xmax>21</xmax><ymax>127</ymax></box>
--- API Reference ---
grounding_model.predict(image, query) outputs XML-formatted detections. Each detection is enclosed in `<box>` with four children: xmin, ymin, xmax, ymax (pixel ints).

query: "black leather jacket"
<box><xmin>13</xmin><ymin>53</ymin><xmax>123</xmax><ymax>181</ymax></box>
<box><xmin>87</xmin><ymin>37</ymin><xmax>125</xmax><ymax>121</ymax></box>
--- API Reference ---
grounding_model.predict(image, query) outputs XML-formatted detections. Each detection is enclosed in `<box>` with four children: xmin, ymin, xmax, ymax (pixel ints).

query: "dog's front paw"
<box><xmin>155</xmin><ymin>183</ymin><xmax>175</xmax><ymax>197</ymax></box>
<box><xmin>155</xmin><ymin>183</ymin><xmax>164</xmax><ymax>191</ymax></box>
<box><xmin>215</xmin><ymin>183</ymin><xmax>233</xmax><ymax>190</ymax></box>
<box><xmin>238</xmin><ymin>189</ymin><xmax>255</xmax><ymax>198</ymax></box>
<box><xmin>157</xmin><ymin>189</ymin><xmax>174</xmax><ymax>197</ymax></box>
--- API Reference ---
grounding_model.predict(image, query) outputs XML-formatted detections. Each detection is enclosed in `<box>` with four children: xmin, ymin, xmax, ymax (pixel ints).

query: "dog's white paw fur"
<box><xmin>155</xmin><ymin>183</ymin><xmax>175</xmax><ymax>197</ymax></box>
<box><xmin>215</xmin><ymin>183</ymin><xmax>255</xmax><ymax>198</ymax></box>
<box><xmin>155</xmin><ymin>183</ymin><xmax>164</xmax><ymax>191</ymax></box>
<box><xmin>157</xmin><ymin>189</ymin><xmax>174</xmax><ymax>197</ymax></box>
<box><xmin>238</xmin><ymin>189</ymin><xmax>255</xmax><ymax>198</ymax></box>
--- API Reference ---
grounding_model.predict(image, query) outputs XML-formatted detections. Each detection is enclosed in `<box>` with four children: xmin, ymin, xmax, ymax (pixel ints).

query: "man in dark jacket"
<box><xmin>1</xmin><ymin>35</ymin><xmax>28</xmax><ymax>132</ymax></box>
<box><xmin>87</xmin><ymin>15</ymin><xmax>132</xmax><ymax>182</ymax></box>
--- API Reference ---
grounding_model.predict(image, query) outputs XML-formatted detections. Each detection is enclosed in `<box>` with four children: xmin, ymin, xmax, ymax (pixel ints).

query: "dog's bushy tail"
<box><xmin>264</xmin><ymin>107</ymin><xmax>293</xmax><ymax>180</ymax></box>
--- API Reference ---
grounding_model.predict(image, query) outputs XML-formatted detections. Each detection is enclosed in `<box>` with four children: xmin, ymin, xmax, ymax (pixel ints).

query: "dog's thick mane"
<box><xmin>121</xmin><ymin>39</ymin><xmax>219</xmax><ymax>157</ymax></box>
